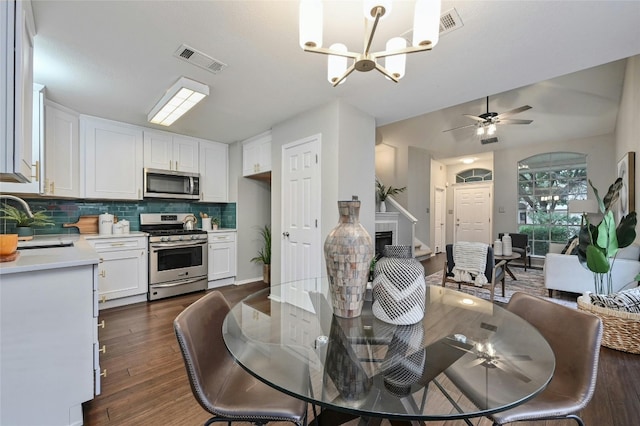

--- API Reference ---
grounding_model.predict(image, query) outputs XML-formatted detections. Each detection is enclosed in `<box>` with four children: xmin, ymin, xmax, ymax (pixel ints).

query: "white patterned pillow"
<box><xmin>589</xmin><ymin>288</ymin><xmax>640</xmax><ymax>313</ymax></box>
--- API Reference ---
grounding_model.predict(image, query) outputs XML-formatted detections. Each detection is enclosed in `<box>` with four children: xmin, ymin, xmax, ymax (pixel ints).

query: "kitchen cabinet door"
<box><xmin>199</xmin><ymin>140</ymin><xmax>228</xmax><ymax>202</ymax></box>
<box><xmin>143</xmin><ymin>131</ymin><xmax>199</xmax><ymax>173</ymax></box>
<box><xmin>242</xmin><ymin>131</ymin><xmax>271</xmax><ymax>177</ymax></box>
<box><xmin>208</xmin><ymin>232</ymin><xmax>236</xmax><ymax>281</ymax></box>
<box><xmin>172</xmin><ymin>135</ymin><xmax>199</xmax><ymax>173</ymax></box>
<box><xmin>44</xmin><ymin>101</ymin><xmax>80</xmax><ymax>197</ymax></box>
<box><xmin>82</xmin><ymin>116</ymin><xmax>143</xmax><ymax>200</ymax></box>
<box><xmin>1</xmin><ymin>0</ymin><xmax>35</xmax><ymax>183</ymax></box>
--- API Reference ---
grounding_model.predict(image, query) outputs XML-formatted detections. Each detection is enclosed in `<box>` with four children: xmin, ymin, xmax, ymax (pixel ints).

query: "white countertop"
<box><xmin>205</xmin><ymin>228</ymin><xmax>236</xmax><ymax>233</ymax></box>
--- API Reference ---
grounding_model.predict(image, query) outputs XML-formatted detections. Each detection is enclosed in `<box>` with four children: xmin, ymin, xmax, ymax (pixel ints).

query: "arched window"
<box><xmin>456</xmin><ymin>168</ymin><xmax>492</xmax><ymax>183</ymax></box>
<box><xmin>517</xmin><ymin>152</ymin><xmax>587</xmax><ymax>256</ymax></box>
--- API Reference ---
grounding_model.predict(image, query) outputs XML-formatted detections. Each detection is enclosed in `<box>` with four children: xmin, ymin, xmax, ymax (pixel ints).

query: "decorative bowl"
<box><xmin>0</xmin><ymin>234</ymin><xmax>19</xmax><ymax>256</ymax></box>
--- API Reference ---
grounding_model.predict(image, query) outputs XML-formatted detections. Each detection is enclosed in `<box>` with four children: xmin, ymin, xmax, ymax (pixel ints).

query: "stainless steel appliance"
<box><xmin>143</xmin><ymin>168</ymin><xmax>200</xmax><ymax>200</ymax></box>
<box><xmin>141</xmin><ymin>213</ymin><xmax>208</xmax><ymax>300</ymax></box>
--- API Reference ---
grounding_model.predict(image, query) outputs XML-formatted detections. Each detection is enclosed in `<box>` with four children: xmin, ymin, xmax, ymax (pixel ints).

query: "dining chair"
<box><xmin>441</xmin><ymin>243</ymin><xmax>506</xmax><ymax>301</ymax></box>
<box><xmin>174</xmin><ymin>291</ymin><xmax>308</xmax><ymax>426</ymax></box>
<box><xmin>498</xmin><ymin>233</ymin><xmax>531</xmax><ymax>270</ymax></box>
<box><xmin>489</xmin><ymin>292</ymin><xmax>603</xmax><ymax>426</ymax></box>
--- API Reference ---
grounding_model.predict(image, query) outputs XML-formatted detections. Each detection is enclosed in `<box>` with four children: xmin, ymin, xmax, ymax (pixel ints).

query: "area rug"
<box><xmin>426</xmin><ymin>267</ymin><xmax>577</xmax><ymax>309</ymax></box>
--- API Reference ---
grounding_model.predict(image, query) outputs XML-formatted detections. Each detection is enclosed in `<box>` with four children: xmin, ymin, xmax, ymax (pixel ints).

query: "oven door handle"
<box><xmin>150</xmin><ymin>240</ymin><xmax>207</xmax><ymax>249</ymax></box>
<box><xmin>151</xmin><ymin>277</ymin><xmax>205</xmax><ymax>288</ymax></box>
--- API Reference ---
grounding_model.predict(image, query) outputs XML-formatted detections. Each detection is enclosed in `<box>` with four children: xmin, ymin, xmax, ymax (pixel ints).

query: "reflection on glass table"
<box><xmin>222</xmin><ymin>278</ymin><xmax>555</xmax><ymax>425</ymax></box>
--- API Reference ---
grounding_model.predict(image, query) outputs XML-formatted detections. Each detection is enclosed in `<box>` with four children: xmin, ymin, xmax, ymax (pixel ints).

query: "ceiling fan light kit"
<box><xmin>299</xmin><ymin>0</ymin><xmax>442</xmax><ymax>86</ymax></box>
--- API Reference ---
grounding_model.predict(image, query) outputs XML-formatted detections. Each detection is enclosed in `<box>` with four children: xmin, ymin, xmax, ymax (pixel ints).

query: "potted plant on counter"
<box><xmin>0</xmin><ymin>204</ymin><xmax>55</xmax><ymax>239</ymax></box>
<box><xmin>250</xmin><ymin>225</ymin><xmax>271</xmax><ymax>284</ymax></box>
<box><xmin>212</xmin><ymin>217</ymin><xmax>220</xmax><ymax>230</ymax></box>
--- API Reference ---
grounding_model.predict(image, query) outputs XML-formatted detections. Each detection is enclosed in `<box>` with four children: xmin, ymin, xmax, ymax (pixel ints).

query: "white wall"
<box><xmin>615</xmin><ymin>54</ymin><xmax>640</xmax><ymax>243</ymax></box>
<box><xmin>271</xmin><ymin>100</ymin><xmax>375</xmax><ymax>287</ymax></box>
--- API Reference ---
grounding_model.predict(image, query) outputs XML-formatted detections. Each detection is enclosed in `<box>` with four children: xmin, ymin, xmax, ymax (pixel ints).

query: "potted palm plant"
<box><xmin>250</xmin><ymin>225</ymin><xmax>271</xmax><ymax>284</ymax></box>
<box><xmin>0</xmin><ymin>204</ymin><xmax>55</xmax><ymax>238</ymax></box>
<box><xmin>376</xmin><ymin>180</ymin><xmax>406</xmax><ymax>213</ymax></box>
<box><xmin>577</xmin><ymin>178</ymin><xmax>637</xmax><ymax>294</ymax></box>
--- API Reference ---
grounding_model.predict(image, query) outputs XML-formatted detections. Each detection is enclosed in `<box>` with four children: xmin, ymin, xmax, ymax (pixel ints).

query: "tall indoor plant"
<box><xmin>250</xmin><ymin>224</ymin><xmax>271</xmax><ymax>284</ymax></box>
<box><xmin>577</xmin><ymin>178</ymin><xmax>637</xmax><ymax>294</ymax></box>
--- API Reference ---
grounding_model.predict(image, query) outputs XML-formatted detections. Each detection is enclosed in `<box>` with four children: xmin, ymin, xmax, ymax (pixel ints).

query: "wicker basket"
<box><xmin>577</xmin><ymin>295</ymin><xmax>640</xmax><ymax>354</ymax></box>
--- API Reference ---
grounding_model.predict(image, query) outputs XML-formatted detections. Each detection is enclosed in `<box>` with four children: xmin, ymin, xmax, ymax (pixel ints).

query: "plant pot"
<box><xmin>16</xmin><ymin>226</ymin><xmax>33</xmax><ymax>238</ymax></box>
<box><xmin>263</xmin><ymin>264</ymin><xmax>270</xmax><ymax>284</ymax></box>
<box><xmin>379</xmin><ymin>201</ymin><xmax>386</xmax><ymax>213</ymax></box>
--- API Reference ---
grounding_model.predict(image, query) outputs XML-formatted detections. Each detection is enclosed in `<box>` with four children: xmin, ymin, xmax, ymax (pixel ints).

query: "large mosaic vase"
<box><xmin>372</xmin><ymin>245</ymin><xmax>426</xmax><ymax>325</ymax></box>
<box><xmin>324</xmin><ymin>197</ymin><xmax>374</xmax><ymax>318</ymax></box>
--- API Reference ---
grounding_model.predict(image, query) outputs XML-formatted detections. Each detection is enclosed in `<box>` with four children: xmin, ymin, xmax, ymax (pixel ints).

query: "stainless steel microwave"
<box><xmin>143</xmin><ymin>168</ymin><xmax>200</xmax><ymax>200</ymax></box>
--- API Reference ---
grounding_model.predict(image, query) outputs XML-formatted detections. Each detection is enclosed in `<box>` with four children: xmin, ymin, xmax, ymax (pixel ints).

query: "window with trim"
<box><xmin>456</xmin><ymin>168</ymin><xmax>492</xmax><ymax>183</ymax></box>
<box><xmin>517</xmin><ymin>152</ymin><xmax>587</xmax><ymax>256</ymax></box>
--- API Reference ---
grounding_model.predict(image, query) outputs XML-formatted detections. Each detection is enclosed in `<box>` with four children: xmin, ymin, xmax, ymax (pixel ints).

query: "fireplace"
<box><xmin>375</xmin><ymin>231</ymin><xmax>393</xmax><ymax>260</ymax></box>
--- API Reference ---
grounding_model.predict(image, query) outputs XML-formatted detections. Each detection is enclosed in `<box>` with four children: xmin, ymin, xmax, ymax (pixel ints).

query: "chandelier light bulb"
<box><xmin>487</xmin><ymin>123</ymin><xmax>497</xmax><ymax>135</ymax></box>
<box><xmin>413</xmin><ymin>0</ymin><xmax>442</xmax><ymax>47</ymax></box>
<box><xmin>385</xmin><ymin>37</ymin><xmax>406</xmax><ymax>80</ymax></box>
<box><xmin>327</xmin><ymin>43</ymin><xmax>348</xmax><ymax>84</ymax></box>
<box><xmin>476</xmin><ymin>126</ymin><xmax>485</xmax><ymax>136</ymax></box>
<box><xmin>363</xmin><ymin>0</ymin><xmax>392</xmax><ymax>20</ymax></box>
<box><xmin>299</xmin><ymin>0</ymin><xmax>323</xmax><ymax>49</ymax></box>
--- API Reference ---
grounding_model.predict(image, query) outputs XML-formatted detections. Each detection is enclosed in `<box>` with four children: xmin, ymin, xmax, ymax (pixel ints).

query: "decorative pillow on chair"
<box><xmin>589</xmin><ymin>288</ymin><xmax>640</xmax><ymax>313</ymax></box>
<box><xmin>561</xmin><ymin>236</ymin><xmax>579</xmax><ymax>255</ymax></box>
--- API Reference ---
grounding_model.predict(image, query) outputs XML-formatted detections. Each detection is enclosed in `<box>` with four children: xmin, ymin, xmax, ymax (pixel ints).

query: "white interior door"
<box><xmin>434</xmin><ymin>186</ymin><xmax>445</xmax><ymax>253</ymax></box>
<box><xmin>281</xmin><ymin>135</ymin><xmax>321</xmax><ymax>310</ymax></box>
<box><xmin>454</xmin><ymin>183</ymin><xmax>492</xmax><ymax>244</ymax></box>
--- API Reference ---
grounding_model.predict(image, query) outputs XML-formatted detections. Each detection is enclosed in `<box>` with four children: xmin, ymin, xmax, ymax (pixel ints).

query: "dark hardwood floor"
<box><xmin>84</xmin><ymin>258</ymin><xmax>640</xmax><ymax>426</ymax></box>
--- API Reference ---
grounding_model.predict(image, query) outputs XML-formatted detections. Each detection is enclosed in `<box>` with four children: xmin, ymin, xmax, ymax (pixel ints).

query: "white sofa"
<box><xmin>544</xmin><ymin>244</ymin><xmax>640</xmax><ymax>296</ymax></box>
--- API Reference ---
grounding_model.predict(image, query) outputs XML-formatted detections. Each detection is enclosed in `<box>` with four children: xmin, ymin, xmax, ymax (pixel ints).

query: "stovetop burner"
<box><xmin>140</xmin><ymin>213</ymin><xmax>208</xmax><ymax>241</ymax></box>
<box><xmin>145</xmin><ymin>228</ymin><xmax>207</xmax><ymax>236</ymax></box>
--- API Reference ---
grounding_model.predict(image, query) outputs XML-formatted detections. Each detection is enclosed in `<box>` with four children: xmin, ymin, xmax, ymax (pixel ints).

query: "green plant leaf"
<box><xmin>596</xmin><ymin>211</ymin><xmax>618</xmax><ymax>257</ymax></box>
<box><xmin>585</xmin><ymin>244</ymin><xmax>610</xmax><ymax>273</ymax></box>
<box><xmin>616</xmin><ymin>211</ymin><xmax>637</xmax><ymax>248</ymax></box>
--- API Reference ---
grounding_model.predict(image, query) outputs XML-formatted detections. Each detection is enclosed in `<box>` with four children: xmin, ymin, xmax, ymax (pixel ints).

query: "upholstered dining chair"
<box><xmin>498</xmin><ymin>232</ymin><xmax>531</xmax><ymax>270</ymax></box>
<box><xmin>489</xmin><ymin>292</ymin><xmax>603</xmax><ymax>426</ymax></box>
<box><xmin>174</xmin><ymin>291</ymin><xmax>308</xmax><ymax>426</ymax></box>
<box><xmin>441</xmin><ymin>243</ymin><xmax>506</xmax><ymax>301</ymax></box>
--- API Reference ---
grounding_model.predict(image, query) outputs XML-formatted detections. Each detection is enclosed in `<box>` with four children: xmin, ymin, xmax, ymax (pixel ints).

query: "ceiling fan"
<box><xmin>443</xmin><ymin>96</ymin><xmax>533</xmax><ymax>141</ymax></box>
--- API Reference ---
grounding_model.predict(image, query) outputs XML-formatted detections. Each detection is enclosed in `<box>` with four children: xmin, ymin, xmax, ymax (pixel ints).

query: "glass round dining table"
<box><xmin>222</xmin><ymin>278</ymin><xmax>555</xmax><ymax>425</ymax></box>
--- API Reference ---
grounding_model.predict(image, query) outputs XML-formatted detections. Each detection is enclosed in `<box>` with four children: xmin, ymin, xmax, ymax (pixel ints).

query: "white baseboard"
<box><xmin>208</xmin><ymin>277</ymin><xmax>235</xmax><ymax>289</ymax></box>
<box><xmin>234</xmin><ymin>276</ymin><xmax>263</xmax><ymax>286</ymax></box>
<box><xmin>99</xmin><ymin>294</ymin><xmax>147</xmax><ymax>310</ymax></box>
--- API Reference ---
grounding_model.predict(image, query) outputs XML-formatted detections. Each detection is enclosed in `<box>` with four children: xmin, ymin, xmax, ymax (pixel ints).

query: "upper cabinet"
<box><xmin>1</xmin><ymin>0</ymin><xmax>35</xmax><ymax>183</ymax></box>
<box><xmin>81</xmin><ymin>116</ymin><xmax>143</xmax><ymax>200</ymax></box>
<box><xmin>199</xmin><ymin>141</ymin><xmax>228</xmax><ymax>203</ymax></box>
<box><xmin>44</xmin><ymin>101</ymin><xmax>80</xmax><ymax>198</ymax></box>
<box><xmin>143</xmin><ymin>130</ymin><xmax>199</xmax><ymax>173</ymax></box>
<box><xmin>242</xmin><ymin>131</ymin><xmax>271</xmax><ymax>177</ymax></box>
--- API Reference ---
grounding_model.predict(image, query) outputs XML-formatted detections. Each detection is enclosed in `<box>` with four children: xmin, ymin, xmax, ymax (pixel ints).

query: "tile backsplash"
<box><xmin>0</xmin><ymin>198</ymin><xmax>236</xmax><ymax>236</ymax></box>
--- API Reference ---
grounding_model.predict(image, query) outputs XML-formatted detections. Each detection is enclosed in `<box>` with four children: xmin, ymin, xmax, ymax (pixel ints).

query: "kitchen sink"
<box><xmin>18</xmin><ymin>242</ymin><xmax>75</xmax><ymax>250</ymax></box>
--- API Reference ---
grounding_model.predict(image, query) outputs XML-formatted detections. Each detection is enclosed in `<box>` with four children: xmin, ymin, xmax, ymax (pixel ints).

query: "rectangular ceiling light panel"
<box><xmin>148</xmin><ymin>77</ymin><xmax>209</xmax><ymax>126</ymax></box>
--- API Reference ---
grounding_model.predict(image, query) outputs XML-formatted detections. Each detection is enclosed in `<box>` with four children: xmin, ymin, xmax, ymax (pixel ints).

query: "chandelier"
<box><xmin>299</xmin><ymin>0</ymin><xmax>441</xmax><ymax>86</ymax></box>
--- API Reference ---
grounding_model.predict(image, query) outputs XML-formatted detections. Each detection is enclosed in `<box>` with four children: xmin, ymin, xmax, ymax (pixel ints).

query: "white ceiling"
<box><xmin>31</xmin><ymin>1</ymin><xmax>640</xmax><ymax>146</ymax></box>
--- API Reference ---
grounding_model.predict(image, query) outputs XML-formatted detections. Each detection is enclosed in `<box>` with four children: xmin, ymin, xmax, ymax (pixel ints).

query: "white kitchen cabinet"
<box><xmin>0</xmin><ymin>263</ymin><xmax>99</xmax><ymax>425</ymax></box>
<box><xmin>43</xmin><ymin>100</ymin><xmax>80</xmax><ymax>197</ymax></box>
<box><xmin>85</xmin><ymin>235</ymin><xmax>148</xmax><ymax>302</ymax></box>
<box><xmin>242</xmin><ymin>131</ymin><xmax>271</xmax><ymax>177</ymax></box>
<box><xmin>199</xmin><ymin>140</ymin><xmax>228</xmax><ymax>202</ymax></box>
<box><xmin>143</xmin><ymin>130</ymin><xmax>199</xmax><ymax>173</ymax></box>
<box><xmin>1</xmin><ymin>0</ymin><xmax>35</xmax><ymax>183</ymax></box>
<box><xmin>208</xmin><ymin>231</ymin><xmax>236</xmax><ymax>287</ymax></box>
<box><xmin>82</xmin><ymin>115</ymin><xmax>144</xmax><ymax>200</ymax></box>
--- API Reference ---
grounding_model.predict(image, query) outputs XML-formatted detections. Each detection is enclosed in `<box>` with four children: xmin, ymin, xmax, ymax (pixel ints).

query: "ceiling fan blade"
<box><xmin>463</xmin><ymin>114</ymin><xmax>486</xmax><ymax>123</ymax></box>
<box><xmin>493</xmin><ymin>360</ymin><xmax>532</xmax><ymax>383</ymax></box>
<box><xmin>464</xmin><ymin>358</ymin><xmax>486</xmax><ymax>368</ymax></box>
<box><xmin>496</xmin><ymin>105</ymin><xmax>532</xmax><ymax>119</ymax></box>
<box><xmin>498</xmin><ymin>119</ymin><xmax>533</xmax><ymax>125</ymax></box>
<box><xmin>443</xmin><ymin>123</ymin><xmax>477</xmax><ymax>133</ymax></box>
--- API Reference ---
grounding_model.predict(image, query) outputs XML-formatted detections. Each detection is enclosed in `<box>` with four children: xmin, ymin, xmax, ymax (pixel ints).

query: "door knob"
<box><xmin>283</xmin><ymin>232</ymin><xmax>290</xmax><ymax>237</ymax></box>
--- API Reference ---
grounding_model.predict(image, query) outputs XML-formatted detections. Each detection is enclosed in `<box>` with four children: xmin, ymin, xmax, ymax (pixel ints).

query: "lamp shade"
<box><xmin>327</xmin><ymin>43</ymin><xmax>348</xmax><ymax>84</ymax></box>
<box><xmin>385</xmin><ymin>37</ymin><xmax>406</xmax><ymax>80</ymax></box>
<box><xmin>148</xmin><ymin>77</ymin><xmax>209</xmax><ymax>126</ymax></box>
<box><xmin>412</xmin><ymin>0</ymin><xmax>441</xmax><ymax>47</ymax></box>
<box><xmin>299</xmin><ymin>0</ymin><xmax>323</xmax><ymax>48</ymax></box>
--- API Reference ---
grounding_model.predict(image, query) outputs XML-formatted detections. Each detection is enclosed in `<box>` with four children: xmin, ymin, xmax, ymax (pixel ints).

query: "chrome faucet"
<box><xmin>0</xmin><ymin>195</ymin><xmax>34</xmax><ymax>218</ymax></box>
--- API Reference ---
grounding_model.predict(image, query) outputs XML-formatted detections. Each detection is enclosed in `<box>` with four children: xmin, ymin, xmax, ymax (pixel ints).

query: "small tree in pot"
<box><xmin>577</xmin><ymin>178</ymin><xmax>637</xmax><ymax>294</ymax></box>
<box><xmin>251</xmin><ymin>225</ymin><xmax>271</xmax><ymax>284</ymax></box>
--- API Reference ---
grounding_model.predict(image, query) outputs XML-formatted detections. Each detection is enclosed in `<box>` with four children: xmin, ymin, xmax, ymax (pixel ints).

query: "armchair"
<box><xmin>441</xmin><ymin>243</ymin><xmax>506</xmax><ymax>301</ymax></box>
<box><xmin>499</xmin><ymin>233</ymin><xmax>531</xmax><ymax>270</ymax></box>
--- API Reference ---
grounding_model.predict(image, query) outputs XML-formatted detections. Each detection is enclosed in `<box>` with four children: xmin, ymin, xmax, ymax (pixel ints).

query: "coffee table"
<box><xmin>494</xmin><ymin>252</ymin><xmax>521</xmax><ymax>280</ymax></box>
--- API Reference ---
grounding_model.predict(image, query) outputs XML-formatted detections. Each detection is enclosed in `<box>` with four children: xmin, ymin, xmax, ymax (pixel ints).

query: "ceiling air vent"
<box><xmin>439</xmin><ymin>8</ymin><xmax>463</xmax><ymax>35</ymax></box>
<box><xmin>173</xmin><ymin>44</ymin><xmax>227</xmax><ymax>74</ymax></box>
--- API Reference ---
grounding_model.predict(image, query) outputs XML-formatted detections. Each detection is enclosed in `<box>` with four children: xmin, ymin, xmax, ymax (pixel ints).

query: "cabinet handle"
<box><xmin>44</xmin><ymin>178</ymin><xmax>49</xmax><ymax>194</ymax></box>
<box><xmin>169</xmin><ymin>160</ymin><xmax>173</xmax><ymax>170</ymax></box>
<box><xmin>98</xmin><ymin>320</ymin><xmax>105</xmax><ymax>329</ymax></box>
<box><xmin>50</xmin><ymin>181</ymin><xmax>55</xmax><ymax>194</ymax></box>
<box><xmin>175</xmin><ymin>161</ymin><xmax>178</xmax><ymax>170</ymax></box>
<box><xmin>99</xmin><ymin>257</ymin><xmax>104</xmax><ymax>263</ymax></box>
<box><xmin>100</xmin><ymin>295</ymin><xmax>107</xmax><ymax>303</ymax></box>
<box><xmin>138</xmin><ymin>189</ymin><xmax>141</xmax><ymax>198</ymax></box>
<box><xmin>32</xmin><ymin>160</ymin><xmax>40</xmax><ymax>181</ymax></box>
<box><xmin>99</xmin><ymin>270</ymin><xmax>106</xmax><ymax>278</ymax></box>
<box><xmin>100</xmin><ymin>369</ymin><xmax>107</xmax><ymax>378</ymax></box>
<box><xmin>99</xmin><ymin>345</ymin><xmax>106</xmax><ymax>354</ymax></box>
<box><xmin>110</xmin><ymin>243</ymin><xmax>126</xmax><ymax>247</ymax></box>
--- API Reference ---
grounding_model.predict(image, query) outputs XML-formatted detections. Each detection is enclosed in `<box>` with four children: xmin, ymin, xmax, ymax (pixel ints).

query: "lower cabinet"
<box><xmin>208</xmin><ymin>231</ymin><xmax>236</xmax><ymax>287</ymax></box>
<box><xmin>0</xmin><ymin>263</ymin><xmax>100</xmax><ymax>426</ymax></box>
<box><xmin>85</xmin><ymin>235</ymin><xmax>148</xmax><ymax>303</ymax></box>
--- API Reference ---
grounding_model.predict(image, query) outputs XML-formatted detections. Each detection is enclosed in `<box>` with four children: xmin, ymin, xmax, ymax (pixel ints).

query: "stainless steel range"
<box><xmin>140</xmin><ymin>213</ymin><xmax>208</xmax><ymax>301</ymax></box>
